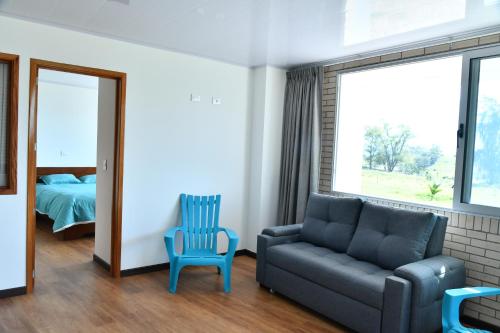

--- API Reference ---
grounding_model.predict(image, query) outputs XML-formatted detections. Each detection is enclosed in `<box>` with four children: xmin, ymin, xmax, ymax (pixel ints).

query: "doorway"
<box><xmin>27</xmin><ymin>59</ymin><xmax>126</xmax><ymax>292</ymax></box>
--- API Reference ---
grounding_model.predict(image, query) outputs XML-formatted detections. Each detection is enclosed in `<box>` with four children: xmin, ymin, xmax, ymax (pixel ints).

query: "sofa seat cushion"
<box><xmin>266</xmin><ymin>242</ymin><xmax>392</xmax><ymax>309</ymax></box>
<box><xmin>301</xmin><ymin>194</ymin><xmax>363</xmax><ymax>252</ymax></box>
<box><xmin>347</xmin><ymin>203</ymin><xmax>436</xmax><ymax>270</ymax></box>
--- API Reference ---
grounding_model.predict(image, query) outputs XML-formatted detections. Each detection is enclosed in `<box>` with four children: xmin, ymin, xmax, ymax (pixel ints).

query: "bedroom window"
<box><xmin>0</xmin><ymin>52</ymin><xmax>18</xmax><ymax>195</ymax></box>
<box><xmin>332</xmin><ymin>45</ymin><xmax>500</xmax><ymax>215</ymax></box>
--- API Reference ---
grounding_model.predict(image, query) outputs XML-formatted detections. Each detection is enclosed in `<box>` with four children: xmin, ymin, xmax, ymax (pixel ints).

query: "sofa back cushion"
<box><xmin>347</xmin><ymin>202</ymin><xmax>436</xmax><ymax>270</ymax></box>
<box><xmin>301</xmin><ymin>194</ymin><xmax>363</xmax><ymax>252</ymax></box>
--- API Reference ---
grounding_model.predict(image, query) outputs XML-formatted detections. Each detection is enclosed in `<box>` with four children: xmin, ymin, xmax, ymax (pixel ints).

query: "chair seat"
<box><xmin>267</xmin><ymin>242</ymin><xmax>393</xmax><ymax>309</ymax></box>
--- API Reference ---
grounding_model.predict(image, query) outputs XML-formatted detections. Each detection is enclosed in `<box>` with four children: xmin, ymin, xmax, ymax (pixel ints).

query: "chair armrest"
<box><xmin>262</xmin><ymin>224</ymin><xmax>303</xmax><ymax>237</ymax></box>
<box><xmin>164</xmin><ymin>227</ymin><xmax>182</xmax><ymax>258</ymax></box>
<box><xmin>219</xmin><ymin>227</ymin><xmax>239</xmax><ymax>241</ymax></box>
<box><xmin>394</xmin><ymin>255</ymin><xmax>465</xmax><ymax>306</ymax></box>
<box><xmin>219</xmin><ymin>227</ymin><xmax>239</xmax><ymax>260</ymax></box>
<box><xmin>164</xmin><ymin>227</ymin><xmax>182</xmax><ymax>239</ymax></box>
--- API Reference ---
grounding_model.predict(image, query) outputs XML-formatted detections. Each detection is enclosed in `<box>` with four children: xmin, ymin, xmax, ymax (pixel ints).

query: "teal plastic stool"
<box><xmin>443</xmin><ymin>287</ymin><xmax>500</xmax><ymax>333</ymax></box>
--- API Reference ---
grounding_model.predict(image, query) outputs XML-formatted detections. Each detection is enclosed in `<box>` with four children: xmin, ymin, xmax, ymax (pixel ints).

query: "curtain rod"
<box><xmin>290</xmin><ymin>25</ymin><xmax>500</xmax><ymax>72</ymax></box>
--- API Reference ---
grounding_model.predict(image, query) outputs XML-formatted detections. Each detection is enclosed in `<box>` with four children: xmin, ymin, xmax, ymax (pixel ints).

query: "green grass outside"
<box><xmin>361</xmin><ymin>169</ymin><xmax>454</xmax><ymax>207</ymax></box>
<box><xmin>361</xmin><ymin>169</ymin><xmax>500</xmax><ymax>209</ymax></box>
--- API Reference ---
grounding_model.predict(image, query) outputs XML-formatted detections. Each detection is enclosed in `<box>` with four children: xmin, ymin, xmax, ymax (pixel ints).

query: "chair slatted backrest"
<box><xmin>181</xmin><ymin>194</ymin><xmax>221</xmax><ymax>254</ymax></box>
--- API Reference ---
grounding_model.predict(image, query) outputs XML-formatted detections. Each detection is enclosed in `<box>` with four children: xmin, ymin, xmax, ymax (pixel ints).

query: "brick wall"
<box><xmin>319</xmin><ymin>33</ymin><xmax>500</xmax><ymax>326</ymax></box>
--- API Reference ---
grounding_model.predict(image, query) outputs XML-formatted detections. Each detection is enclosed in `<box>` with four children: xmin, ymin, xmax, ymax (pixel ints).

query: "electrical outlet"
<box><xmin>212</xmin><ymin>97</ymin><xmax>222</xmax><ymax>105</ymax></box>
<box><xmin>190</xmin><ymin>94</ymin><xmax>201</xmax><ymax>102</ymax></box>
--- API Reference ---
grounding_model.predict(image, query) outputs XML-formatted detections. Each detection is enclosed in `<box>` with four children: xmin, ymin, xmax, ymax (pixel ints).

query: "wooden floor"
<box><xmin>0</xmin><ymin>226</ymin><xmax>348</xmax><ymax>333</ymax></box>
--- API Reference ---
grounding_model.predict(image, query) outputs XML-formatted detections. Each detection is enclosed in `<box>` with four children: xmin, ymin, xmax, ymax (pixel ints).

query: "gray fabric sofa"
<box><xmin>256</xmin><ymin>194</ymin><xmax>465</xmax><ymax>333</ymax></box>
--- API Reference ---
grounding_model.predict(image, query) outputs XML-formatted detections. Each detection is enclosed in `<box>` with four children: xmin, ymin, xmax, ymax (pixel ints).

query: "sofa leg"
<box><xmin>259</xmin><ymin>283</ymin><xmax>274</xmax><ymax>294</ymax></box>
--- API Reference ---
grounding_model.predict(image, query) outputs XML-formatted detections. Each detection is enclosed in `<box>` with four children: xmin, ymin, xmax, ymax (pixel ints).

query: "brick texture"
<box><xmin>318</xmin><ymin>33</ymin><xmax>500</xmax><ymax>324</ymax></box>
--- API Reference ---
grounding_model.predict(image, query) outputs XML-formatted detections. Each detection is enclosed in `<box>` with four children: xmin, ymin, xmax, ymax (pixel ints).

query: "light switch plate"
<box><xmin>190</xmin><ymin>94</ymin><xmax>201</xmax><ymax>102</ymax></box>
<box><xmin>212</xmin><ymin>97</ymin><xmax>222</xmax><ymax>105</ymax></box>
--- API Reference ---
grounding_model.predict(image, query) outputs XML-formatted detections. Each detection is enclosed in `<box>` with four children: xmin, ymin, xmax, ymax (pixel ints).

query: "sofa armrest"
<box><xmin>382</xmin><ymin>276</ymin><xmax>412</xmax><ymax>333</ymax></box>
<box><xmin>394</xmin><ymin>255</ymin><xmax>465</xmax><ymax>306</ymax></box>
<box><xmin>393</xmin><ymin>255</ymin><xmax>465</xmax><ymax>333</ymax></box>
<box><xmin>262</xmin><ymin>224</ymin><xmax>303</xmax><ymax>237</ymax></box>
<box><xmin>256</xmin><ymin>233</ymin><xmax>301</xmax><ymax>284</ymax></box>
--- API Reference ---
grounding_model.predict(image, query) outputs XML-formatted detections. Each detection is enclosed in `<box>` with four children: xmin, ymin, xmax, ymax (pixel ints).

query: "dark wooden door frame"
<box><xmin>27</xmin><ymin>59</ymin><xmax>127</xmax><ymax>292</ymax></box>
<box><xmin>0</xmin><ymin>52</ymin><xmax>19</xmax><ymax>195</ymax></box>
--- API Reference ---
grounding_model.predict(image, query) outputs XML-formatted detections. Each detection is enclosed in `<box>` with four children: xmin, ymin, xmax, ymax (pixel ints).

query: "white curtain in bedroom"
<box><xmin>0</xmin><ymin>61</ymin><xmax>9</xmax><ymax>187</ymax></box>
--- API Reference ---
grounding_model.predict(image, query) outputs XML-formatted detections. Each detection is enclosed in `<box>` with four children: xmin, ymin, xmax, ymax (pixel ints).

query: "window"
<box><xmin>455</xmin><ymin>47</ymin><xmax>500</xmax><ymax>215</ymax></box>
<box><xmin>333</xmin><ymin>45</ymin><xmax>500</xmax><ymax>215</ymax></box>
<box><xmin>334</xmin><ymin>56</ymin><xmax>462</xmax><ymax>207</ymax></box>
<box><xmin>0</xmin><ymin>52</ymin><xmax>18</xmax><ymax>195</ymax></box>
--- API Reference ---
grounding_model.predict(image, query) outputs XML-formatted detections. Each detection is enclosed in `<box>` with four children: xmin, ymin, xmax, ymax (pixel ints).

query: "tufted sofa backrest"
<box><xmin>301</xmin><ymin>194</ymin><xmax>448</xmax><ymax>263</ymax></box>
<box><xmin>301</xmin><ymin>194</ymin><xmax>363</xmax><ymax>252</ymax></box>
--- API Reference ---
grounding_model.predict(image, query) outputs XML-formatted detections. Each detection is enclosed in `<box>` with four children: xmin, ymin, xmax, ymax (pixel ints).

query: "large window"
<box><xmin>0</xmin><ymin>52</ymin><xmax>18</xmax><ymax>195</ymax></box>
<box><xmin>333</xmin><ymin>45</ymin><xmax>500</xmax><ymax>215</ymax></box>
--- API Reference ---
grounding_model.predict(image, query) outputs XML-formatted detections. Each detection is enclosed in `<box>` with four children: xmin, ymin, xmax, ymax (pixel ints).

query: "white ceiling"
<box><xmin>0</xmin><ymin>0</ymin><xmax>499</xmax><ymax>68</ymax></box>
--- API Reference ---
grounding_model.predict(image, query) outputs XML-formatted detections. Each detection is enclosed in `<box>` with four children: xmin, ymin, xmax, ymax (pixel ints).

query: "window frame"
<box><xmin>0</xmin><ymin>52</ymin><xmax>19</xmax><ymax>195</ymax></box>
<box><xmin>331</xmin><ymin>45</ymin><xmax>500</xmax><ymax>216</ymax></box>
<box><xmin>453</xmin><ymin>45</ymin><xmax>500</xmax><ymax>216</ymax></box>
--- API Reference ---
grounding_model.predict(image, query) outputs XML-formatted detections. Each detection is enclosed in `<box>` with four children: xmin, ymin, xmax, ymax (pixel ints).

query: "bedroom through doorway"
<box><xmin>27</xmin><ymin>60</ymin><xmax>126</xmax><ymax>293</ymax></box>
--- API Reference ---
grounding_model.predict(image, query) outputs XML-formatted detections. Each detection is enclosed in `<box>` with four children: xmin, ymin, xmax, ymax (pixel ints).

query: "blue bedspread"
<box><xmin>36</xmin><ymin>183</ymin><xmax>96</xmax><ymax>232</ymax></box>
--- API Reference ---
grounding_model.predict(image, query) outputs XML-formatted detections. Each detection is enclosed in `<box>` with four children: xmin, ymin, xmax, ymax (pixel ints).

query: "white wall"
<box><xmin>37</xmin><ymin>71</ymin><xmax>98</xmax><ymax>167</ymax></box>
<box><xmin>0</xmin><ymin>15</ymin><xmax>253</xmax><ymax>289</ymax></box>
<box><xmin>94</xmin><ymin>78</ymin><xmax>116</xmax><ymax>264</ymax></box>
<box><xmin>245</xmin><ymin>66</ymin><xmax>286</xmax><ymax>252</ymax></box>
<box><xmin>246</xmin><ymin>67</ymin><xmax>267</xmax><ymax>250</ymax></box>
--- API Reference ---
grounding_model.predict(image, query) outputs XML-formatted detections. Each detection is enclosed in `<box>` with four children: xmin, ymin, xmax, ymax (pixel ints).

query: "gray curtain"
<box><xmin>277</xmin><ymin>67</ymin><xmax>322</xmax><ymax>226</ymax></box>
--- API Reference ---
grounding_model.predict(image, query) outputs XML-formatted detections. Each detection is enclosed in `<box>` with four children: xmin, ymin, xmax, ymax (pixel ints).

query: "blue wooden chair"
<box><xmin>443</xmin><ymin>287</ymin><xmax>500</xmax><ymax>333</ymax></box>
<box><xmin>164</xmin><ymin>194</ymin><xmax>239</xmax><ymax>293</ymax></box>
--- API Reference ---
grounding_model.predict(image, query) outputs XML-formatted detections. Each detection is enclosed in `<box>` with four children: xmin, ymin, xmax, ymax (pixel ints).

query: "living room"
<box><xmin>0</xmin><ymin>1</ymin><xmax>499</xmax><ymax>332</ymax></box>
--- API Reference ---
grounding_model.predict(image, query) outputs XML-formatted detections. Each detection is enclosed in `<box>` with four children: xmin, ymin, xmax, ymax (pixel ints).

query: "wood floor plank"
<box><xmin>0</xmin><ymin>226</ymin><xmax>347</xmax><ymax>333</ymax></box>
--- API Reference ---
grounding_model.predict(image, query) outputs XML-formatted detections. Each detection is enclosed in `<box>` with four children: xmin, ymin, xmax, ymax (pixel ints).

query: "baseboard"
<box><xmin>462</xmin><ymin>315</ymin><xmax>500</xmax><ymax>332</ymax></box>
<box><xmin>235</xmin><ymin>249</ymin><xmax>256</xmax><ymax>258</ymax></box>
<box><xmin>92</xmin><ymin>254</ymin><xmax>111</xmax><ymax>272</ymax></box>
<box><xmin>0</xmin><ymin>286</ymin><xmax>27</xmax><ymax>299</ymax></box>
<box><xmin>120</xmin><ymin>249</ymin><xmax>256</xmax><ymax>277</ymax></box>
<box><xmin>121</xmin><ymin>262</ymin><xmax>170</xmax><ymax>277</ymax></box>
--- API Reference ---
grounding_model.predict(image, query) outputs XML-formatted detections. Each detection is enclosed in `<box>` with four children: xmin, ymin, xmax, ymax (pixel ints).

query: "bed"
<box><xmin>36</xmin><ymin>167</ymin><xmax>96</xmax><ymax>240</ymax></box>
